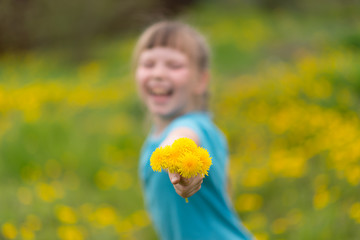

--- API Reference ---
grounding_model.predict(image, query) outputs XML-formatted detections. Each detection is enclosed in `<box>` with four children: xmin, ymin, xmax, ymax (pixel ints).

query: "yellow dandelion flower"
<box><xmin>167</xmin><ymin>146</ymin><xmax>181</xmax><ymax>173</ymax></box>
<box><xmin>170</xmin><ymin>137</ymin><xmax>200</xmax><ymax>174</ymax></box>
<box><xmin>55</xmin><ymin>205</ymin><xmax>77</xmax><ymax>224</ymax></box>
<box><xmin>2</xmin><ymin>223</ymin><xmax>17</xmax><ymax>239</ymax></box>
<box><xmin>197</xmin><ymin>147</ymin><xmax>212</xmax><ymax>176</ymax></box>
<box><xmin>172</xmin><ymin>138</ymin><xmax>198</xmax><ymax>153</ymax></box>
<box><xmin>161</xmin><ymin>145</ymin><xmax>178</xmax><ymax>173</ymax></box>
<box><xmin>178</xmin><ymin>151</ymin><xmax>202</xmax><ymax>178</ymax></box>
<box><xmin>150</xmin><ymin>137</ymin><xmax>213</xmax><ymax>203</ymax></box>
<box><xmin>150</xmin><ymin>146</ymin><xmax>170</xmax><ymax>172</ymax></box>
<box><xmin>150</xmin><ymin>137</ymin><xmax>213</xmax><ymax>177</ymax></box>
<box><xmin>149</xmin><ymin>147</ymin><xmax>162</xmax><ymax>172</ymax></box>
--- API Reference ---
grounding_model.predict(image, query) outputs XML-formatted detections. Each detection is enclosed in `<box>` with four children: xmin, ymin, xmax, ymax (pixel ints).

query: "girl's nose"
<box><xmin>151</xmin><ymin>63</ymin><xmax>167</xmax><ymax>80</ymax></box>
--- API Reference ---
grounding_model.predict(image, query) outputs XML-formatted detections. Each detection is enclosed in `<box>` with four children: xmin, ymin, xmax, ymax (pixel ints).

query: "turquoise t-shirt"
<box><xmin>139</xmin><ymin>112</ymin><xmax>253</xmax><ymax>240</ymax></box>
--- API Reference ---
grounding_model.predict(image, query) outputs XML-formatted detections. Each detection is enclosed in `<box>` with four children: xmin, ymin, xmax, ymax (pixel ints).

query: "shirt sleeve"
<box><xmin>166</xmin><ymin>115</ymin><xmax>204</xmax><ymax>147</ymax></box>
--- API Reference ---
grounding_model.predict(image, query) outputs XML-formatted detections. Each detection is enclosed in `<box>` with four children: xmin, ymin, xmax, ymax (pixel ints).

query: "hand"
<box><xmin>168</xmin><ymin>172</ymin><xmax>204</xmax><ymax>199</ymax></box>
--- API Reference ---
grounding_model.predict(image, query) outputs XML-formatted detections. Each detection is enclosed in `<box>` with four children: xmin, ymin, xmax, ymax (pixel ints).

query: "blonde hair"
<box><xmin>132</xmin><ymin>21</ymin><xmax>211</xmax><ymax>110</ymax></box>
<box><xmin>133</xmin><ymin>21</ymin><xmax>210</xmax><ymax>72</ymax></box>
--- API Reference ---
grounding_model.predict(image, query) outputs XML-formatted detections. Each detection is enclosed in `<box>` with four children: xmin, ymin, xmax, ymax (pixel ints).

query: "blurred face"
<box><xmin>136</xmin><ymin>47</ymin><xmax>200</xmax><ymax>120</ymax></box>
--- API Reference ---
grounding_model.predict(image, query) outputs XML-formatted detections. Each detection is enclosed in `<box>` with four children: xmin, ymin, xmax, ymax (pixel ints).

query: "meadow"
<box><xmin>1</xmin><ymin>3</ymin><xmax>360</xmax><ymax>240</ymax></box>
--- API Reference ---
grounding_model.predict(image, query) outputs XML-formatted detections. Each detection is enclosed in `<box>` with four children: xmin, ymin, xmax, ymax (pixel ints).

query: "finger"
<box><xmin>169</xmin><ymin>172</ymin><xmax>181</xmax><ymax>184</ymax></box>
<box><xmin>179</xmin><ymin>174</ymin><xmax>203</xmax><ymax>186</ymax></box>
<box><xmin>183</xmin><ymin>176</ymin><xmax>203</xmax><ymax>186</ymax></box>
<box><xmin>187</xmin><ymin>185</ymin><xmax>202</xmax><ymax>197</ymax></box>
<box><xmin>174</xmin><ymin>179</ymin><xmax>203</xmax><ymax>197</ymax></box>
<box><xmin>179</xmin><ymin>176</ymin><xmax>191</xmax><ymax>186</ymax></box>
<box><xmin>176</xmin><ymin>184</ymin><xmax>202</xmax><ymax>198</ymax></box>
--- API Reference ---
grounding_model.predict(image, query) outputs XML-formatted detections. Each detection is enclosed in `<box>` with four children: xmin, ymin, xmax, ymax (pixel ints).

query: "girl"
<box><xmin>133</xmin><ymin>21</ymin><xmax>253</xmax><ymax>240</ymax></box>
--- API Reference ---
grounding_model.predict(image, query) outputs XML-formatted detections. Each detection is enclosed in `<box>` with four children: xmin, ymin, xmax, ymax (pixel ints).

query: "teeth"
<box><xmin>152</xmin><ymin>87</ymin><xmax>169</xmax><ymax>95</ymax></box>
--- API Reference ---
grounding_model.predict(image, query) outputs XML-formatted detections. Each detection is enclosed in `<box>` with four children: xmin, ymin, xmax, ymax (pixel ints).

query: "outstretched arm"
<box><xmin>160</xmin><ymin>127</ymin><xmax>204</xmax><ymax>199</ymax></box>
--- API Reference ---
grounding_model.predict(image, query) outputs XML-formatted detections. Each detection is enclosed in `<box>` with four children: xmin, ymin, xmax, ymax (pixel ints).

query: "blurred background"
<box><xmin>1</xmin><ymin>0</ymin><xmax>360</xmax><ymax>239</ymax></box>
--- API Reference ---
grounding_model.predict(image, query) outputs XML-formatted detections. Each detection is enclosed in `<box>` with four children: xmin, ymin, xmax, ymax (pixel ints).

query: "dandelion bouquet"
<box><xmin>150</xmin><ymin>137</ymin><xmax>212</xmax><ymax>202</ymax></box>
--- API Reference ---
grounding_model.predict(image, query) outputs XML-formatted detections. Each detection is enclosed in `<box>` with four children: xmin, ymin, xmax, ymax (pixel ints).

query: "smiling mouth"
<box><xmin>149</xmin><ymin>87</ymin><xmax>173</xmax><ymax>97</ymax></box>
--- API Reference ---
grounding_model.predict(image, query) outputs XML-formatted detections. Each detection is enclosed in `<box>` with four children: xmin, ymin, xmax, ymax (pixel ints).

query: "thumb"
<box><xmin>169</xmin><ymin>172</ymin><xmax>181</xmax><ymax>184</ymax></box>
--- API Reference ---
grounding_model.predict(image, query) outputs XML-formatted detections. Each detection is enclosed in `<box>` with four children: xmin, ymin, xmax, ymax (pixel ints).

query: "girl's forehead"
<box><xmin>139</xmin><ymin>47</ymin><xmax>190</xmax><ymax>61</ymax></box>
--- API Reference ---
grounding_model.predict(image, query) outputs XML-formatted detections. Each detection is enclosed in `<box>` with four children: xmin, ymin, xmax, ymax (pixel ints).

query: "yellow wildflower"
<box><xmin>172</xmin><ymin>137</ymin><xmax>198</xmax><ymax>153</ymax></box>
<box><xmin>198</xmin><ymin>147</ymin><xmax>212</xmax><ymax>176</ymax></box>
<box><xmin>150</xmin><ymin>137</ymin><xmax>212</xmax><ymax>178</ymax></box>
<box><xmin>55</xmin><ymin>205</ymin><xmax>77</xmax><ymax>224</ymax></box>
<box><xmin>162</xmin><ymin>145</ymin><xmax>178</xmax><ymax>173</ymax></box>
<box><xmin>57</xmin><ymin>225</ymin><xmax>84</xmax><ymax>240</ymax></box>
<box><xmin>178</xmin><ymin>151</ymin><xmax>202</xmax><ymax>178</ymax></box>
<box><xmin>1</xmin><ymin>223</ymin><xmax>17</xmax><ymax>239</ymax></box>
<box><xmin>150</xmin><ymin>146</ymin><xmax>171</xmax><ymax>172</ymax></box>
